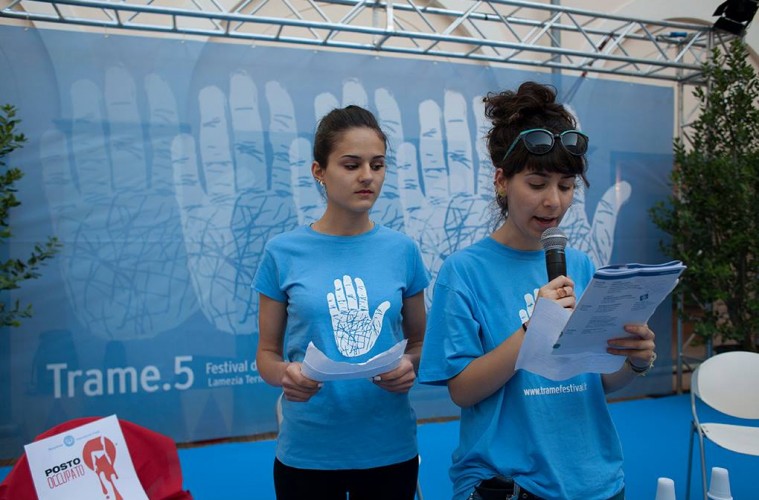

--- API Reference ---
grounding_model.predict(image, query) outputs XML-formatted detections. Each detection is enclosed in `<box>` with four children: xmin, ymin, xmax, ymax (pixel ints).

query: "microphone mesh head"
<box><xmin>540</xmin><ymin>227</ymin><xmax>568</xmax><ymax>251</ymax></box>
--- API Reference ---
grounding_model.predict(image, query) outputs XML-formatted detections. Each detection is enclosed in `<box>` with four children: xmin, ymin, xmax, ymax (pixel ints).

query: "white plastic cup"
<box><xmin>654</xmin><ymin>477</ymin><xmax>676</xmax><ymax>500</ymax></box>
<box><xmin>707</xmin><ymin>467</ymin><xmax>733</xmax><ymax>500</ymax></box>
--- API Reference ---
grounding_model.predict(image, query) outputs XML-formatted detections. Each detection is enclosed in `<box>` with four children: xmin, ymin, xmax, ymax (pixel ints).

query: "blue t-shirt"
<box><xmin>419</xmin><ymin>237</ymin><xmax>624</xmax><ymax>500</ymax></box>
<box><xmin>255</xmin><ymin>224</ymin><xmax>429</xmax><ymax>470</ymax></box>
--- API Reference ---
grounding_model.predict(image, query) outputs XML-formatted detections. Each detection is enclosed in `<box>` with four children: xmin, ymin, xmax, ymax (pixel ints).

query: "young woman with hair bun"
<box><xmin>420</xmin><ymin>82</ymin><xmax>657</xmax><ymax>500</ymax></box>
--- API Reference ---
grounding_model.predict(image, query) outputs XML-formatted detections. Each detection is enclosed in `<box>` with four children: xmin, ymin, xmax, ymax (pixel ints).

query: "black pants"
<box><xmin>273</xmin><ymin>456</ymin><xmax>419</xmax><ymax>500</ymax></box>
<box><xmin>468</xmin><ymin>477</ymin><xmax>625</xmax><ymax>500</ymax></box>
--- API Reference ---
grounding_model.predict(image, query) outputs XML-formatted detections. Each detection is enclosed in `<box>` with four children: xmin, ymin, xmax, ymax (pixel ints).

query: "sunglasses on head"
<box><xmin>502</xmin><ymin>128</ymin><xmax>589</xmax><ymax>162</ymax></box>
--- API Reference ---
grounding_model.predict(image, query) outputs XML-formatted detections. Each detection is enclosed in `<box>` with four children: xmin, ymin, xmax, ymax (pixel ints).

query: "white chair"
<box><xmin>275</xmin><ymin>392</ymin><xmax>424</xmax><ymax>499</ymax></box>
<box><xmin>685</xmin><ymin>350</ymin><xmax>759</xmax><ymax>500</ymax></box>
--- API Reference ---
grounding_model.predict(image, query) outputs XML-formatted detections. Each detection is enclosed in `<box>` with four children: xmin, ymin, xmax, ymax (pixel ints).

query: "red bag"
<box><xmin>0</xmin><ymin>417</ymin><xmax>193</xmax><ymax>500</ymax></box>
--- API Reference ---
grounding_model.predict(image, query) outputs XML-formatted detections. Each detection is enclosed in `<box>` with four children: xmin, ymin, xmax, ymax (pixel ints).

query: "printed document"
<box><xmin>516</xmin><ymin>260</ymin><xmax>685</xmax><ymax>380</ymax></box>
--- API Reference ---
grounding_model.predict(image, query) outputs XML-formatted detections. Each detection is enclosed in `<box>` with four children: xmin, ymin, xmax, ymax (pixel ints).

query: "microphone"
<box><xmin>540</xmin><ymin>227</ymin><xmax>568</xmax><ymax>281</ymax></box>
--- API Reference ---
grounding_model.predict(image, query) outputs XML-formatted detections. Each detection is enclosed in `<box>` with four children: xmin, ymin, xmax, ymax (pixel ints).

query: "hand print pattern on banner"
<box><xmin>561</xmin><ymin>107</ymin><xmax>632</xmax><ymax>269</ymax></box>
<box><xmin>393</xmin><ymin>93</ymin><xmax>494</xmax><ymax>306</ymax></box>
<box><xmin>171</xmin><ymin>73</ymin><xmax>301</xmax><ymax>335</ymax></box>
<box><xmin>39</xmin><ymin>66</ymin><xmax>198</xmax><ymax>340</ymax></box>
<box><xmin>562</xmin><ymin>181</ymin><xmax>632</xmax><ymax>269</ymax></box>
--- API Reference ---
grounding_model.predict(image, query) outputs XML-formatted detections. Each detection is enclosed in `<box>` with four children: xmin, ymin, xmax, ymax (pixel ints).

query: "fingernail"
<box><xmin>317</xmin><ymin>383</ymin><xmax>324</xmax><ymax>388</ymax></box>
<box><xmin>372</xmin><ymin>376</ymin><xmax>381</xmax><ymax>382</ymax></box>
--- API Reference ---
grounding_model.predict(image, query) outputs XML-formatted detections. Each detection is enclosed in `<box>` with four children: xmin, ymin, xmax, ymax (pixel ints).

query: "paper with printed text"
<box><xmin>516</xmin><ymin>261</ymin><xmax>685</xmax><ymax>380</ymax></box>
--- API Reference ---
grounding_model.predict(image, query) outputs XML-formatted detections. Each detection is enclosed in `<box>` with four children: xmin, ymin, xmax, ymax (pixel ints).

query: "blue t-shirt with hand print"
<box><xmin>419</xmin><ymin>236</ymin><xmax>625</xmax><ymax>500</ymax></box>
<box><xmin>255</xmin><ymin>224</ymin><xmax>429</xmax><ymax>470</ymax></box>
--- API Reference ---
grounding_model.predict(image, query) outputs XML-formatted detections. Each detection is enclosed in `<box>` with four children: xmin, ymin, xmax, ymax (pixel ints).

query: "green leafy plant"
<box><xmin>0</xmin><ymin>104</ymin><xmax>61</xmax><ymax>327</ymax></box>
<box><xmin>650</xmin><ymin>37</ymin><xmax>758</xmax><ymax>352</ymax></box>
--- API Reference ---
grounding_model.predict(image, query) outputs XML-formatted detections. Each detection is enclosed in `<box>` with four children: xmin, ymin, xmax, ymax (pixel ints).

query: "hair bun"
<box><xmin>506</xmin><ymin>111</ymin><xmax>522</xmax><ymax>124</ymax></box>
<box><xmin>517</xmin><ymin>81</ymin><xmax>558</xmax><ymax>105</ymax></box>
<box><xmin>483</xmin><ymin>81</ymin><xmax>576</xmax><ymax>133</ymax></box>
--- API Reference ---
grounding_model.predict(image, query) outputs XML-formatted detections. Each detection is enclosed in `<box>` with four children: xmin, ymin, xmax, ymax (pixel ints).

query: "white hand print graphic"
<box><xmin>327</xmin><ymin>276</ymin><xmax>390</xmax><ymax>357</ymax></box>
<box><xmin>519</xmin><ymin>288</ymin><xmax>540</xmax><ymax>324</ymax></box>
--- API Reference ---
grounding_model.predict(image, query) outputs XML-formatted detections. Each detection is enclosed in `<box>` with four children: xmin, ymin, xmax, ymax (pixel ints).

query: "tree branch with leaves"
<box><xmin>0</xmin><ymin>104</ymin><xmax>61</xmax><ymax>327</ymax></box>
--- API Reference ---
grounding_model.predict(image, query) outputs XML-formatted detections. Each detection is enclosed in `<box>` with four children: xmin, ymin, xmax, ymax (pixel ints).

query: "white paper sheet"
<box><xmin>301</xmin><ymin>339</ymin><xmax>408</xmax><ymax>381</ymax></box>
<box><xmin>516</xmin><ymin>298</ymin><xmax>626</xmax><ymax>381</ymax></box>
<box><xmin>516</xmin><ymin>260</ymin><xmax>685</xmax><ymax>381</ymax></box>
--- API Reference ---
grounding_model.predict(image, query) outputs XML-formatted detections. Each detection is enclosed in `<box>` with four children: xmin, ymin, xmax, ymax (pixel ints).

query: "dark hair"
<box><xmin>483</xmin><ymin>81</ymin><xmax>589</xmax><ymax>186</ymax></box>
<box><xmin>313</xmin><ymin>105</ymin><xmax>388</xmax><ymax>167</ymax></box>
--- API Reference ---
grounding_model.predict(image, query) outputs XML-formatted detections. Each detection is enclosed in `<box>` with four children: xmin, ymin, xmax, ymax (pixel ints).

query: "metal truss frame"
<box><xmin>2</xmin><ymin>0</ymin><xmax>718</xmax><ymax>83</ymax></box>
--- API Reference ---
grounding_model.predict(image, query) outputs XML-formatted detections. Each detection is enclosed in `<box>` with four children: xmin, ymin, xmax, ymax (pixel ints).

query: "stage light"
<box><xmin>713</xmin><ymin>0</ymin><xmax>759</xmax><ymax>36</ymax></box>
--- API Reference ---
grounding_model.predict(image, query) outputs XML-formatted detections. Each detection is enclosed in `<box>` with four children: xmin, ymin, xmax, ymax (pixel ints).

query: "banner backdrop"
<box><xmin>0</xmin><ymin>25</ymin><xmax>674</xmax><ymax>458</ymax></box>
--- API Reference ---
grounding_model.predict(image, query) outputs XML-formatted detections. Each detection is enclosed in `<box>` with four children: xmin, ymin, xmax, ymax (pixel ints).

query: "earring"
<box><xmin>315</xmin><ymin>178</ymin><xmax>324</xmax><ymax>187</ymax></box>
